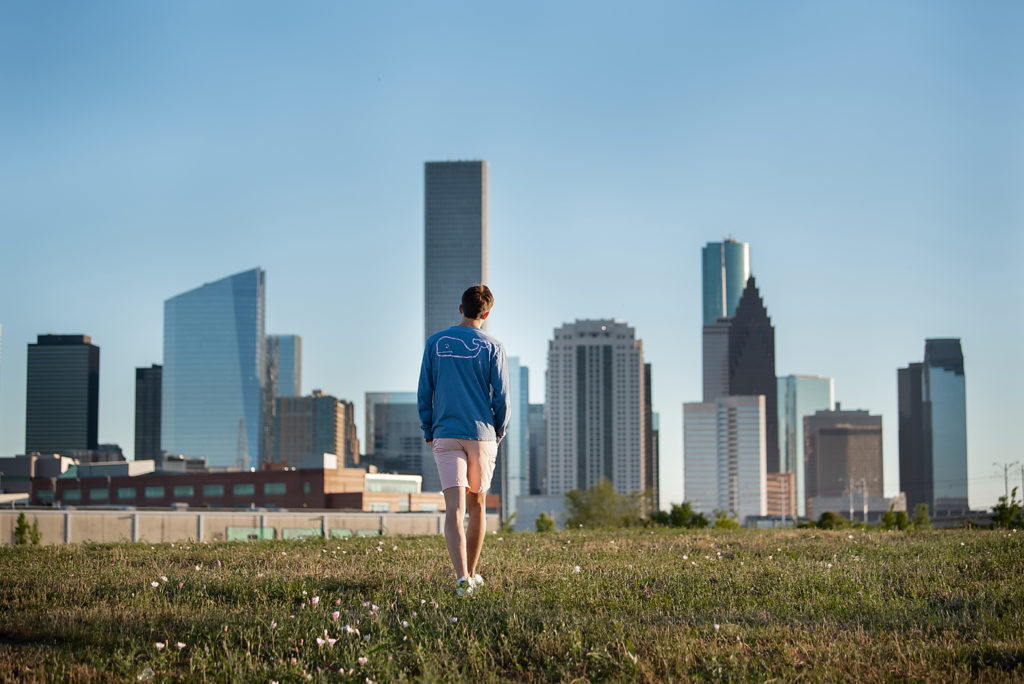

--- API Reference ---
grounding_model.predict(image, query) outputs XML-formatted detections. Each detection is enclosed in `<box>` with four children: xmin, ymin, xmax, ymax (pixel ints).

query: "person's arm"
<box><xmin>417</xmin><ymin>343</ymin><xmax>434</xmax><ymax>442</ymax></box>
<box><xmin>490</xmin><ymin>344</ymin><xmax>510</xmax><ymax>442</ymax></box>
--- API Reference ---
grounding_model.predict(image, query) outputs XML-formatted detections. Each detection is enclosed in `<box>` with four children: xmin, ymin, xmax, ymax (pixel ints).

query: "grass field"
<box><xmin>0</xmin><ymin>527</ymin><xmax>1021</xmax><ymax>682</ymax></box>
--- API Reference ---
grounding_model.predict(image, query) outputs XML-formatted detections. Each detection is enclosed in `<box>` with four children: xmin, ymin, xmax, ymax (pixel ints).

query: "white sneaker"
<box><xmin>456</xmin><ymin>576</ymin><xmax>474</xmax><ymax>597</ymax></box>
<box><xmin>471</xmin><ymin>573</ymin><xmax>484</xmax><ymax>588</ymax></box>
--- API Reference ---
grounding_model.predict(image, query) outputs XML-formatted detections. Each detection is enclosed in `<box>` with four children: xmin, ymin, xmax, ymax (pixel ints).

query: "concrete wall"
<box><xmin>0</xmin><ymin>509</ymin><xmax>499</xmax><ymax>545</ymax></box>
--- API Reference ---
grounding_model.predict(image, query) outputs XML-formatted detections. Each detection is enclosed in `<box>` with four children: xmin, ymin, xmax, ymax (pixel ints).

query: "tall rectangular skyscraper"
<box><xmin>777</xmin><ymin>374</ymin><xmax>835</xmax><ymax>516</ymax></box>
<box><xmin>134</xmin><ymin>364</ymin><xmax>162</xmax><ymax>463</ymax></box>
<box><xmin>266</xmin><ymin>335</ymin><xmax>302</xmax><ymax>397</ymax></box>
<box><xmin>25</xmin><ymin>334</ymin><xmax>100</xmax><ymax>456</ymax></box>
<box><xmin>898</xmin><ymin>340</ymin><xmax>968</xmax><ymax>515</ymax></box>
<box><xmin>499</xmin><ymin>357</ymin><xmax>530</xmax><ymax>521</ymax></box>
<box><xmin>701</xmin><ymin>238</ymin><xmax>751</xmax><ymax>325</ymax></box>
<box><xmin>545</xmin><ymin>320</ymin><xmax>646</xmax><ymax>497</ymax></box>
<box><xmin>923</xmin><ymin>339</ymin><xmax>968</xmax><ymax>513</ymax></box>
<box><xmin>424</xmin><ymin>161</ymin><xmax>488</xmax><ymax>340</ymax></box>
<box><xmin>162</xmin><ymin>268</ymin><xmax>266</xmax><ymax>469</ymax></box>
<box><xmin>683</xmin><ymin>395</ymin><xmax>767</xmax><ymax>521</ymax></box>
<box><xmin>804</xmin><ymin>408</ymin><xmax>883</xmax><ymax>509</ymax></box>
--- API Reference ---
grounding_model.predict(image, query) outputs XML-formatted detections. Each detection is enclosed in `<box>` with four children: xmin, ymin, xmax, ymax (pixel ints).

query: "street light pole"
<box><xmin>994</xmin><ymin>461</ymin><xmax>1020</xmax><ymax>501</ymax></box>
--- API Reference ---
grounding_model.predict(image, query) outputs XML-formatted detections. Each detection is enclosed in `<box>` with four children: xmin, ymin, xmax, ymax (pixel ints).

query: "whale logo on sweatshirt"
<box><xmin>436</xmin><ymin>336</ymin><xmax>489</xmax><ymax>359</ymax></box>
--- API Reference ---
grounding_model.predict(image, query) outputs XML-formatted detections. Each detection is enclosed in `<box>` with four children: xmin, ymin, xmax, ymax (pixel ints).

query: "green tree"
<box><xmin>816</xmin><ymin>511</ymin><xmax>850</xmax><ymax>530</ymax></box>
<box><xmin>894</xmin><ymin>510</ymin><xmax>910</xmax><ymax>530</ymax></box>
<box><xmin>991</xmin><ymin>487</ymin><xmax>1022</xmax><ymax>529</ymax></box>
<box><xmin>911</xmin><ymin>503</ymin><xmax>931</xmax><ymax>529</ymax></box>
<box><xmin>14</xmin><ymin>512</ymin><xmax>40</xmax><ymax>545</ymax></box>
<box><xmin>564</xmin><ymin>478</ymin><xmax>643</xmax><ymax>528</ymax></box>
<box><xmin>534</xmin><ymin>512</ymin><xmax>556</xmax><ymax>533</ymax></box>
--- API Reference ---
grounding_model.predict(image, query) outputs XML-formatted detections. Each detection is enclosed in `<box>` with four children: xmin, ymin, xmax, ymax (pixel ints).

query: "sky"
<box><xmin>1</xmin><ymin>1</ymin><xmax>1022</xmax><ymax>511</ymax></box>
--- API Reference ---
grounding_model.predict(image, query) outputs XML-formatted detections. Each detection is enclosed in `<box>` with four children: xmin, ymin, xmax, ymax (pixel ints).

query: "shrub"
<box><xmin>911</xmin><ymin>503</ymin><xmax>931</xmax><ymax>529</ymax></box>
<box><xmin>14</xmin><ymin>512</ymin><xmax>40</xmax><ymax>545</ymax></box>
<box><xmin>991</xmin><ymin>487</ymin><xmax>1022</xmax><ymax>529</ymax></box>
<box><xmin>565</xmin><ymin>478</ymin><xmax>644</xmax><ymax>528</ymax></box>
<box><xmin>817</xmin><ymin>511</ymin><xmax>850</xmax><ymax>530</ymax></box>
<box><xmin>880</xmin><ymin>504</ymin><xmax>896</xmax><ymax>531</ymax></box>
<box><xmin>534</xmin><ymin>512</ymin><xmax>556</xmax><ymax>533</ymax></box>
<box><xmin>712</xmin><ymin>509</ymin><xmax>740</xmax><ymax>530</ymax></box>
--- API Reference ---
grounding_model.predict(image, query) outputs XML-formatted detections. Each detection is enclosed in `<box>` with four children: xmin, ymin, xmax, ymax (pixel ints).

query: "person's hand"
<box><xmin>425</xmin><ymin>438</ymin><xmax>432</xmax><ymax>443</ymax></box>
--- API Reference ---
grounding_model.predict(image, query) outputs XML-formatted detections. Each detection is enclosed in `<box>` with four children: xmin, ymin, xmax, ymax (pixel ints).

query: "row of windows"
<box><xmin>60</xmin><ymin>481</ymin><xmax>302</xmax><ymax>501</ymax></box>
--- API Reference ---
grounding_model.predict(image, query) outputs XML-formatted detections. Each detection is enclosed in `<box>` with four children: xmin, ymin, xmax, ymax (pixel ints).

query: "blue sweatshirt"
<box><xmin>417</xmin><ymin>325</ymin><xmax>510</xmax><ymax>442</ymax></box>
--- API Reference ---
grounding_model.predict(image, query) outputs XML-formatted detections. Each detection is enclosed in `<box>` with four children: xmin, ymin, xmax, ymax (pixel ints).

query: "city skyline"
<box><xmin>1</xmin><ymin>2</ymin><xmax>1021</xmax><ymax>509</ymax></box>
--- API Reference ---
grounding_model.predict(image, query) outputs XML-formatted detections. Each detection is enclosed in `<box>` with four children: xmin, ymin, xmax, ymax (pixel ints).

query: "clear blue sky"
<box><xmin>1</xmin><ymin>1</ymin><xmax>1022</xmax><ymax>509</ymax></box>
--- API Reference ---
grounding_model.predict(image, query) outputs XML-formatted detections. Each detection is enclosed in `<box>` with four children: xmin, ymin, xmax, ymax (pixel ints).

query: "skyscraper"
<box><xmin>134</xmin><ymin>364</ymin><xmax>162</xmax><ymax>463</ymax></box>
<box><xmin>498</xmin><ymin>357</ymin><xmax>530</xmax><ymax>520</ymax></box>
<box><xmin>527</xmin><ymin>403</ymin><xmax>547</xmax><ymax>495</ymax></box>
<box><xmin>804</xmin><ymin>408</ymin><xmax>883</xmax><ymax>510</ymax></box>
<box><xmin>643</xmin><ymin>362</ymin><xmax>659</xmax><ymax>507</ymax></box>
<box><xmin>25</xmin><ymin>334</ymin><xmax>99</xmax><ymax>456</ymax></box>
<box><xmin>274</xmin><ymin>390</ymin><xmax>359</xmax><ymax>468</ymax></box>
<box><xmin>898</xmin><ymin>340</ymin><xmax>968</xmax><ymax>515</ymax></box>
<box><xmin>923</xmin><ymin>339</ymin><xmax>968</xmax><ymax>513</ymax></box>
<box><xmin>545</xmin><ymin>320</ymin><xmax>646</xmax><ymax>497</ymax></box>
<box><xmin>683</xmin><ymin>395</ymin><xmax>767</xmax><ymax>521</ymax></box>
<box><xmin>897</xmin><ymin>362</ymin><xmax>928</xmax><ymax>511</ymax></box>
<box><xmin>701</xmin><ymin>238</ymin><xmax>751</xmax><ymax>325</ymax></box>
<box><xmin>727</xmin><ymin>278</ymin><xmax>780</xmax><ymax>472</ymax></box>
<box><xmin>364</xmin><ymin>392</ymin><xmax>438</xmax><ymax>490</ymax></box>
<box><xmin>264</xmin><ymin>334</ymin><xmax>302</xmax><ymax>467</ymax></box>
<box><xmin>424</xmin><ymin>161</ymin><xmax>488</xmax><ymax>340</ymax></box>
<box><xmin>777</xmin><ymin>374</ymin><xmax>835</xmax><ymax>516</ymax></box>
<box><xmin>162</xmin><ymin>268</ymin><xmax>265</xmax><ymax>469</ymax></box>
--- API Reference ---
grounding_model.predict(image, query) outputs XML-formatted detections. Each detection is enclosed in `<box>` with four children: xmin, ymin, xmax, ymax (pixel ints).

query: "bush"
<box><xmin>712</xmin><ymin>509</ymin><xmax>740</xmax><ymax>530</ymax></box>
<box><xmin>992</xmin><ymin>487</ymin><xmax>1022</xmax><ymax>529</ymax></box>
<box><xmin>648</xmin><ymin>502</ymin><xmax>710</xmax><ymax>529</ymax></box>
<box><xmin>911</xmin><ymin>503</ymin><xmax>931</xmax><ymax>529</ymax></box>
<box><xmin>565</xmin><ymin>478</ymin><xmax>644</xmax><ymax>528</ymax></box>
<box><xmin>817</xmin><ymin>511</ymin><xmax>850</xmax><ymax>530</ymax></box>
<box><xmin>14</xmin><ymin>512</ymin><xmax>40</xmax><ymax>545</ymax></box>
<box><xmin>534</xmin><ymin>512</ymin><xmax>556</xmax><ymax>533</ymax></box>
<box><xmin>500</xmin><ymin>512</ymin><xmax>517</xmax><ymax>533</ymax></box>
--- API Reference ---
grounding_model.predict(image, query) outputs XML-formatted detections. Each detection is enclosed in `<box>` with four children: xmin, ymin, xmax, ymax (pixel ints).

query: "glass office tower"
<box><xmin>701</xmin><ymin>239</ymin><xmax>751</xmax><ymax>325</ymax></box>
<box><xmin>424</xmin><ymin>161</ymin><xmax>488</xmax><ymax>340</ymax></box>
<box><xmin>25</xmin><ymin>334</ymin><xmax>100</xmax><ymax>456</ymax></box>
<box><xmin>777</xmin><ymin>375</ymin><xmax>835</xmax><ymax>517</ymax></box>
<box><xmin>922</xmin><ymin>338</ymin><xmax>968</xmax><ymax>513</ymax></box>
<box><xmin>499</xmin><ymin>357</ymin><xmax>530</xmax><ymax>521</ymax></box>
<box><xmin>162</xmin><ymin>268</ymin><xmax>265</xmax><ymax>469</ymax></box>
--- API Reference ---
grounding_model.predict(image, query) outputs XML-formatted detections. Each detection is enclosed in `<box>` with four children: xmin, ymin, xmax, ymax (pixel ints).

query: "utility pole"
<box><xmin>848</xmin><ymin>480</ymin><xmax>854</xmax><ymax>522</ymax></box>
<box><xmin>781</xmin><ymin>475</ymin><xmax>788</xmax><ymax>526</ymax></box>
<box><xmin>860</xmin><ymin>478</ymin><xmax>868</xmax><ymax>523</ymax></box>
<box><xmin>995</xmin><ymin>461</ymin><xmax>1020</xmax><ymax>501</ymax></box>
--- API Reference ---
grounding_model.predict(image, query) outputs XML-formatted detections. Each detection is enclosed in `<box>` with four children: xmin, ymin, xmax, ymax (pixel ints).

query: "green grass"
<box><xmin>1</xmin><ymin>527</ymin><xmax>1022</xmax><ymax>682</ymax></box>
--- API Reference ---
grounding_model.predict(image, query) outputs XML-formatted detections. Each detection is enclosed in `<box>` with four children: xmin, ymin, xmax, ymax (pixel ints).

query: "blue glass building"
<box><xmin>162</xmin><ymin>268</ymin><xmax>266</xmax><ymax>469</ymax></box>
<box><xmin>267</xmin><ymin>335</ymin><xmax>302</xmax><ymax>397</ymax></box>
<box><xmin>922</xmin><ymin>338</ymin><xmax>968</xmax><ymax>513</ymax></box>
<box><xmin>499</xmin><ymin>357</ymin><xmax>530</xmax><ymax>521</ymax></box>
<box><xmin>701</xmin><ymin>239</ymin><xmax>751</xmax><ymax>325</ymax></box>
<box><xmin>777</xmin><ymin>374</ymin><xmax>835</xmax><ymax>517</ymax></box>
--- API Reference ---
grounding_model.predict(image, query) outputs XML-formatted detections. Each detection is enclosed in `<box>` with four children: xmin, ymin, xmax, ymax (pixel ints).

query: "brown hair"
<box><xmin>461</xmin><ymin>285</ymin><xmax>494</xmax><ymax>319</ymax></box>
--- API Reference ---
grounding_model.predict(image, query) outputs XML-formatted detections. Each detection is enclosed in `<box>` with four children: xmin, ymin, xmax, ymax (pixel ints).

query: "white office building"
<box><xmin>684</xmin><ymin>395</ymin><xmax>767</xmax><ymax>521</ymax></box>
<box><xmin>545</xmin><ymin>319</ymin><xmax>646</xmax><ymax>497</ymax></box>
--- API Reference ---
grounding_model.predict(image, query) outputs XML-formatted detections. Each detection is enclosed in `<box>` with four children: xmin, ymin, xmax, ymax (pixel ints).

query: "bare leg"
<box><xmin>442</xmin><ymin>486</ymin><xmax>468</xmax><ymax>579</ymax></box>
<box><xmin>466</xmin><ymin>490</ymin><xmax>487</xmax><ymax>577</ymax></box>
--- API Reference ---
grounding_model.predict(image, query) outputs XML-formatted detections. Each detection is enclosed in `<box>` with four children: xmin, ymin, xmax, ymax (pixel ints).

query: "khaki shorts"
<box><xmin>430</xmin><ymin>438</ymin><xmax>498</xmax><ymax>493</ymax></box>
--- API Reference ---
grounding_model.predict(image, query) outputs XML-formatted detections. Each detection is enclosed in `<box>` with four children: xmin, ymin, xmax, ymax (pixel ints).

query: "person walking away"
<box><xmin>417</xmin><ymin>285</ymin><xmax>509</xmax><ymax>596</ymax></box>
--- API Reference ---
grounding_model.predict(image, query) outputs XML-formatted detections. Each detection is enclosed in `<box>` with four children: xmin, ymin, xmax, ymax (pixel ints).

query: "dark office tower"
<box><xmin>424</xmin><ymin>161</ymin><xmax>488</xmax><ymax>341</ymax></box>
<box><xmin>727</xmin><ymin>277</ymin><xmax>779</xmax><ymax>472</ymax></box>
<box><xmin>274</xmin><ymin>390</ymin><xmax>359</xmax><ymax>468</ymax></box>
<box><xmin>163</xmin><ymin>268</ymin><xmax>265</xmax><ymax>469</ymax></box>
<box><xmin>897</xmin><ymin>363</ymin><xmax>928</xmax><ymax>512</ymax></box>
<box><xmin>527</xmin><ymin>404</ymin><xmax>547</xmax><ymax>495</ymax></box>
<box><xmin>804</xmin><ymin>408</ymin><xmax>883</xmax><ymax>505</ymax></box>
<box><xmin>643</xmin><ymin>362</ymin><xmax>658</xmax><ymax>507</ymax></box>
<box><xmin>25</xmin><ymin>335</ymin><xmax>99</xmax><ymax>456</ymax></box>
<box><xmin>923</xmin><ymin>339</ymin><xmax>968</xmax><ymax>514</ymax></box>
<box><xmin>134</xmin><ymin>364</ymin><xmax>162</xmax><ymax>463</ymax></box>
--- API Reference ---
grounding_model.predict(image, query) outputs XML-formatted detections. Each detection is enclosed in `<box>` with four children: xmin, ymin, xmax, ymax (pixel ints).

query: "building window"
<box><xmin>37</xmin><ymin>490</ymin><xmax>54</xmax><ymax>503</ymax></box>
<box><xmin>203</xmin><ymin>484</ymin><xmax>224</xmax><ymax>497</ymax></box>
<box><xmin>369</xmin><ymin>502</ymin><xmax>390</xmax><ymax>512</ymax></box>
<box><xmin>173</xmin><ymin>485</ymin><xmax>194</xmax><ymax>498</ymax></box>
<box><xmin>303</xmin><ymin>482</ymin><xmax>311</xmax><ymax>495</ymax></box>
<box><xmin>264</xmin><ymin>482</ymin><xmax>287</xmax><ymax>495</ymax></box>
<box><xmin>89</xmin><ymin>488</ymin><xmax>108</xmax><ymax>501</ymax></box>
<box><xmin>117</xmin><ymin>488</ymin><xmax>135</xmax><ymax>500</ymax></box>
<box><xmin>233</xmin><ymin>483</ymin><xmax>255</xmax><ymax>496</ymax></box>
<box><xmin>419</xmin><ymin>503</ymin><xmax>439</xmax><ymax>512</ymax></box>
<box><xmin>63</xmin><ymin>489</ymin><xmax>81</xmax><ymax>502</ymax></box>
<box><xmin>398</xmin><ymin>498</ymin><xmax>410</xmax><ymax>512</ymax></box>
<box><xmin>144</xmin><ymin>486</ymin><xmax>165</xmax><ymax>499</ymax></box>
